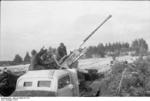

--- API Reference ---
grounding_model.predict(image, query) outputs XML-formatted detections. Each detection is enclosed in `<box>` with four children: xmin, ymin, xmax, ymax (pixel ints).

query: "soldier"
<box><xmin>40</xmin><ymin>47</ymin><xmax>60</xmax><ymax>69</ymax></box>
<box><xmin>29</xmin><ymin>50</ymin><xmax>39</xmax><ymax>70</ymax></box>
<box><xmin>29</xmin><ymin>48</ymin><xmax>46</xmax><ymax>70</ymax></box>
<box><xmin>35</xmin><ymin>47</ymin><xmax>47</xmax><ymax>70</ymax></box>
<box><xmin>47</xmin><ymin>47</ymin><xmax>60</xmax><ymax>69</ymax></box>
<box><xmin>57</xmin><ymin>43</ymin><xmax>67</xmax><ymax>61</ymax></box>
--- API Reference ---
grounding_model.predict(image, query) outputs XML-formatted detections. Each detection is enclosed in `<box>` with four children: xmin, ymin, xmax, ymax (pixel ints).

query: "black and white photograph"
<box><xmin>0</xmin><ymin>0</ymin><xmax>150</xmax><ymax>99</ymax></box>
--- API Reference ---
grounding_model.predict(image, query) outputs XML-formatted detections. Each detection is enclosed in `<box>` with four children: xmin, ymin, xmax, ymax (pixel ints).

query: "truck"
<box><xmin>11</xmin><ymin>68</ymin><xmax>103</xmax><ymax>97</ymax></box>
<box><xmin>0</xmin><ymin>15</ymin><xmax>112</xmax><ymax>97</ymax></box>
<box><xmin>12</xmin><ymin>69</ymin><xmax>80</xmax><ymax>96</ymax></box>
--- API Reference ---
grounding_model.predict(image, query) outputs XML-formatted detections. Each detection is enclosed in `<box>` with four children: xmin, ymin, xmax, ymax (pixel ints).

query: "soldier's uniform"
<box><xmin>29</xmin><ymin>49</ymin><xmax>47</xmax><ymax>70</ymax></box>
<box><xmin>39</xmin><ymin>47</ymin><xmax>60</xmax><ymax>69</ymax></box>
<box><xmin>41</xmin><ymin>53</ymin><xmax>59</xmax><ymax>69</ymax></box>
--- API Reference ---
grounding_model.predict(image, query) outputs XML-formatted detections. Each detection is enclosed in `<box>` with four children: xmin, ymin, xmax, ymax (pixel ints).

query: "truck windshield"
<box><xmin>38</xmin><ymin>81</ymin><xmax>51</xmax><ymax>87</ymax></box>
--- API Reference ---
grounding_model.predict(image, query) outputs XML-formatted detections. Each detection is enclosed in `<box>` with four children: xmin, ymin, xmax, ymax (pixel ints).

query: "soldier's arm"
<box><xmin>53</xmin><ymin>55</ymin><xmax>61</xmax><ymax>68</ymax></box>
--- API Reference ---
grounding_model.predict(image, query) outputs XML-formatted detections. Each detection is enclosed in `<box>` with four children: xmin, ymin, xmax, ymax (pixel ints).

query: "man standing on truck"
<box><xmin>41</xmin><ymin>47</ymin><xmax>60</xmax><ymax>69</ymax></box>
<box><xmin>57</xmin><ymin>43</ymin><xmax>67</xmax><ymax>61</ymax></box>
<box><xmin>29</xmin><ymin>47</ymin><xmax>61</xmax><ymax>70</ymax></box>
<box><xmin>29</xmin><ymin>50</ymin><xmax>37</xmax><ymax>70</ymax></box>
<box><xmin>29</xmin><ymin>48</ymin><xmax>47</xmax><ymax>70</ymax></box>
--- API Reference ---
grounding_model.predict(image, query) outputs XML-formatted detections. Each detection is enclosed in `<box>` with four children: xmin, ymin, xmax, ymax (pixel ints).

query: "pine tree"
<box><xmin>13</xmin><ymin>54</ymin><xmax>23</xmax><ymax>65</ymax></box>
<box><xmin>24</xmin><ymin>52</ymin><xmax>31</xmax><ymax>64</ymax></box>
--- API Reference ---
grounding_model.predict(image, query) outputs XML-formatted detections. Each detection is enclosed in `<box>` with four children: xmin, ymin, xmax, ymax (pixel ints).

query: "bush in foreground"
<box><xmin>99</xmin><ymin>58</ymin><xmax>150</xmax><ymax>96</ymax></box>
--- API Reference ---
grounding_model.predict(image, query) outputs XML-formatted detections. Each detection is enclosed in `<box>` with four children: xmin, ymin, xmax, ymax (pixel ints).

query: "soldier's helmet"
<box><xmin>60</xmin><ymin>42</ymin><xmax>64</xmax><ymax>46</ymax></box>
<box><xmin>31</xmin><ymin>50</ymin><xmax>37</xmax><ymax>55</ymax></box>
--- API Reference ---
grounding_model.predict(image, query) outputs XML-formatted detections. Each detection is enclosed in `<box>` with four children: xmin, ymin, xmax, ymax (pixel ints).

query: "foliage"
<box><xmin>85</xmin><ymin>38</ymin><xmax>148</xmax><ymax>58</ymax></box>
<box><xmin>99</xmin><ymin>58</ymin><xmax>150</xmax><ymax>96</ymax></box>
<box><xmin>85</xmin><ymin>42</ymin><xmax>130</xmax><ymax>58</ymax></box>
<box><xmin>13</xmin><ymin>54</ymin><xmax>23</xmax><ymax>65</ymax></box>
<box><xmin>23</xmin><ymin>52</ymin><xmax>31</xmax><ymax>64</ymax></box>
<box><xmin>131</xmin><ymin>38</ymin><xmax>148</xmax><ymax>56</ymax></box>
<box><xmin>0</xmin><ymin>61</ymin><xmax>13</xmax><ymax>66</ymax></box>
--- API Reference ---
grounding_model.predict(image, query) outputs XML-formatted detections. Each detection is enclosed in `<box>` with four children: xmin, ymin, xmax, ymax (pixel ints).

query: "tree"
<box><xmin>13</xmin><ymin>54</ymin><xmax>23</xmax><ymax>65</ymax></box>
<box><xmin>97</xmin><ymin>43</ymin><xmax>105</xmax><ymax>57</ymax></box>
<box><xmin>85</xmin><ymin>46</ymin><xmax>95</xmax><ymax>58</ymax></box>
<box><xmin>24</xmin><ymin>52</ymin><xmax>31</xmax><ymax>64</ymax></box>
<box><xmin>131</xmin><ymin>38</ymin><xmax>148</xmax><ymax>56</ymax></box>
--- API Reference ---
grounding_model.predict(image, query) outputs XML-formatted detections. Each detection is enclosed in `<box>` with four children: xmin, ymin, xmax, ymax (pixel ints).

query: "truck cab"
<box><xmin>12</xmin><ymin>69</ymin><xmax>79</xmax><ymax>96</ymax></box>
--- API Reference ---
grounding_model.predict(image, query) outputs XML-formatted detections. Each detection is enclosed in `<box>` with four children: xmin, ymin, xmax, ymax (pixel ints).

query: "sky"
<box><xmin>1</xmin><ymin>1</ymin><xmax>150</xmax><ymax>61</ymax></box>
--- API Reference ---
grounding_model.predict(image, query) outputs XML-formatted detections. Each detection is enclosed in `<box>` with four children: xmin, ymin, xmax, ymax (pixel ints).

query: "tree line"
<box><xmin>12</xmin><ymin>52</ymin><xmax>31</xmax><ymax>65</ymax></box>
<box><xmin>0</xmin><ymin>52</ymin><xmax>31</xmax><ymax>66</ymax></box>
<box><xmin>12</xmin><ymin>38</ymin><xmax>149</xmax><ymax>64</ymax></box>
<box><xmin>0</xmin><ymin>38</ymin><xmax>148</xmax><ymax>66</ymax></box>
<box><xmin>85</xmin><ymin>38</ymin><xmax>149</xmax><ymax>58</ymax></box>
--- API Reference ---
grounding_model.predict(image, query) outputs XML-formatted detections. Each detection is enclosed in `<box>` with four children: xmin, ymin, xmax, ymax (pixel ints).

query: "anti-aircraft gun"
<box><xmin>58</xmin><ymin>15</ymin><xmax>112</xmax><ymax>95</ymax></box>
<box><xmin>59</xmin><ymin>15</ymin><xmax>112</xmax><ymax>69</ymax></box>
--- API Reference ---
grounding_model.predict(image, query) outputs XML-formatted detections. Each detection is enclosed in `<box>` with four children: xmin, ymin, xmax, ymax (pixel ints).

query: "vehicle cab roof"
<box><xmin>19</xmin><ymin>69</ymin><xmax>70</xmax><ymax>80</ymax></box>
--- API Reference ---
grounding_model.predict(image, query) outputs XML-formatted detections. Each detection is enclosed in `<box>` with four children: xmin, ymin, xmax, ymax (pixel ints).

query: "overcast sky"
<box><xmin>1</xmin><ymin>1</ymin><xmax>150</xmax><ymax>61</ymax></box>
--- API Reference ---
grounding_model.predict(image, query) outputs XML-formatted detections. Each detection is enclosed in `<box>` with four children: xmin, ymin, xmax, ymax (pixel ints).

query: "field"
<box><xmin>0</xmin><ymin>55</ymin><xmax>137</xmax><ymax>73</ymax></box>
<box><xmin>79</xmin><ymin>56</ymin><xmax>137</xmax><ymax>72</ymax></box>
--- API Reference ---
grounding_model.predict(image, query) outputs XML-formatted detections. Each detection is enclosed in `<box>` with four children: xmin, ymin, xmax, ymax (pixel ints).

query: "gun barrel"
<box><xmin>80</xmin><ymin>15</ymin><xmax>112</xmax><ymax>48</ymax></box>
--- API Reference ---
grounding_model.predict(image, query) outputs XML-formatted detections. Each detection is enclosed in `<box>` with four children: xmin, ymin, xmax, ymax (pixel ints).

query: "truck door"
<box><xmin>57</xmin><ymin>74</ymin><xmax>74</xmax><ymax>96</ymax></box>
